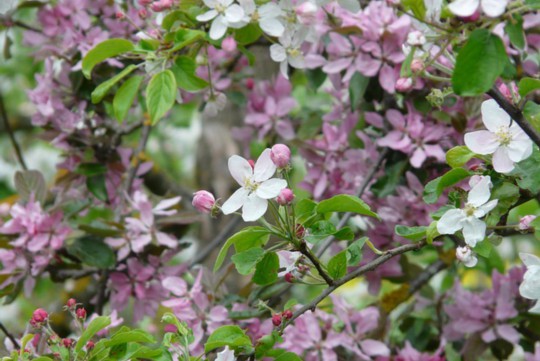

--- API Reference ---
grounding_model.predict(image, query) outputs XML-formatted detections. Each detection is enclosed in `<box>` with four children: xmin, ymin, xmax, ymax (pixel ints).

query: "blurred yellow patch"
<box><xmin>461</xmin><ymin>269</ymin><xmax>492</xmax><ymax>289</ymax></box>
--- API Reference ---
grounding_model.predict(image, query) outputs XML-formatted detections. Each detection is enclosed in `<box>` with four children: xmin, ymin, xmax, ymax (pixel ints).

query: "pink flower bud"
<box><xmin>66</xmin><ymin>298</ymin><xmax>77</xmax><ymax>308</ymax></box>
<box><xmin>272</xmin><ymin>314</ymin><xmax>282</xmax><ymax>326</ymax></box>
<box><xmin>519</xmin><ymin>215</ymin><xmax>537</xmax><ymax>230</ymax></box>
<box><xmin>295</xmin><ymin>224</ymin><xmax>305</xmax><ymax>239</ymax></box>
<box><xmin>395</xmin><ymin>77</ymin><xmax>413</xmax><ymax>92</ymax></box>
<box><xmin>62</xmin><ymin>338</ymin><xmax>74</xmax><ymax>348</ymax></box>
<box><xmin>282</xmin><ymin>310</ymin><xmax>293</xmax><ymax>319</ymax></box>
<box><xmin>284</xmin><ymin>272</ymin><xmax>295</xmax><ymax>283</ymax></box>
<box><xmin>221</xmin><ymin>36</ymin><xmax>237</xmax><ymax>53</ymax></box>
<box><xmin>138</xmin><ymin>0</ymin><xmax>153</xmax><ymax>5</ymax></box>
<box><xmin>295</xmin><ymin>1</ymin><xmax>317</xmax><ymax>25</ymax></box>
<box><xmin>276</xmin><ymin>188</ymin><xmax>295</xmax><ymax>206</ymax></box>
<box><xmin>138</xmin><ymin>8</ymin><xmax>148</xmax><ymax>18</ymax></box>
<box><xmin>456</xmin><ymin>246</ymin><xmax>477</xmax><ymax>267</ymax></box>
<box><xmin>192</xmin><ymin>190</ymin><xmax>216</xmax><ymax>214</ymax></box>
<box><xmin>150</xmin><ymin>0</ymin><xmax>173</xmax><ymax>12</ymax></box>
<box><xmin>76</xmin><ymin>308</ymin><xmax>87</xmax><ymax>320</ymax></box>
<box><xmin>498</xmin><ymin>82</ymin><xmax>519</xmax><ymax>103</ymax></box>
<box><xmin>116</xmin><ymin>11</ymin><xmax>125</xmax><ymax>19</ymax></box>
<box><xmin>270</xmin><ymin>144</ymin><xmax>291</xmax><ymax>168</ymax></box>
<box><xmin>86</xmin><ymin>341</ymin><xmax>95</xmax><ymax>350</ymax></box>
<box><xmin>164</xmin><ymin>324</ymin><xmax>178</xmax><ymax>333</ymax></box>
<box><xmin>246</xmin><ymin>78</ymin><xmax>255</xmax><ymax>90</ymax></box>
<box><xmin>459</xmin><ymin>10</ymin><xmax>480</xmax><ymax>22</ymax></box>
<box><xmin>31</xmin><ymin>308</ymin><xmax>48</xmax><ymax>327</ymax></box>
<box><xmin>410</xmin><ymin>59</ymin><xmax>424</xmax><ymax>73</ymax></box>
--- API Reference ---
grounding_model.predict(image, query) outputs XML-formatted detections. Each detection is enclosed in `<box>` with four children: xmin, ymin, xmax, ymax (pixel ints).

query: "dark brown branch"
<box><xmin>0</xmin><ymin>92</ymin><xmax>27</xmax><ymax>170</ymax></box>
<box><xmin>487</xmin><ymin>87</ymin><xmax>540</xmax><ymax>148</ymax></box>
<box><xmin>0</xmin><ymin>322</ymin><xmax>20</xmax><ymax>349</ymax></box>
<box><xmin>298</xmin><ymin>240</ymin><xmax>334</xmax><ymax>286</ymax></box>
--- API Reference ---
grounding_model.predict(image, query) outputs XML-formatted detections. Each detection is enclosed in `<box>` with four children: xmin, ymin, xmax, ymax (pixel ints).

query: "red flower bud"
<box><xmin>66</xmin><ymin>298</ymin><xmax>77</xmax><ymax>308</ymax></box>
<box><xmin>272</xmin><ymin>314</ymin><xmax>282</xmax><ymax>327</ymax></box>
<box><xmin>282</xmin><ymin>310</ymin><xmax>293</xmax><ymax>319</ymax></box>
<box><xmin>284</xmin><ymin>272</ymin><xmax>295</xmax><ymax>283</ymax></box>
<box><xmin>86</xmin><ymin>341</ymin><xmax>95</xmax><ymax>350</ymax></box>
<box><xmin>76</xmin><ymin>308</ymin><xmax>87</xmax><ymax>320</ymax></box>
<box><xmin>246</xmin><ymin>78</ymin><xmax>255</xmax><ymax>90</ymax></box>
<box><xmin>62</xmin><ymin>338</ymin><xmax>74</xmax><ymax>348</ymax></box>
<box><xmin>30</xmin><ymin>308</ymin><xmax>48</xmax><ymax>327</ymax></box>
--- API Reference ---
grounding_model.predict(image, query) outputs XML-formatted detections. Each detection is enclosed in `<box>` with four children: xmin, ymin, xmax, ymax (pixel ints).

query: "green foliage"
<box><xmin>234</xmin><ymin>23</ymin><xmax>263</xmax><ymax>45</ymax></box>
<box><xmin>146</xmin><ymin>70</ymin><xmax>177</xmax><ymax>124</ymax></box>
<box><xmin>82</xmin><ymin>39</ymin><xmax>134</xmax><ymax>79</ymax></box>
<box><xmin>402</xmin><ymin>0</ymin><xmax>426</xmax><ymax>19</ymax></box>
<box><xmin>231</xmin><ymin>247</ymin><xmax>265</xmax><ymax>275</ymax></box>
<box><xmin>452</xmin><ymin>29</ymin><xmax>508</xmax><ymax>96</ymax></box>
<box><xmin>214</xmin><ymin>227</ymin><xmax>270</xmax><ymax>272</ymax></box>
<box><xmin>76</xmin><ymin>316</ymin><xmax>111</xmax><ymax>352</ymax></box>
<box><xmin>91</xmin><ymin>64</ymin><xmax>138</xmax><ymax>104</ymax></box>
<box><xmin>349</xmin><ymin>72</ymin><xmax>369</xmax><ymax>111</ymax></box>
<box><xmin>171</xmin><ymin>56</ymin><xmax>209</xmax><ymax>92</ymax></box>
<box><xmin>346</xmin><ymin>237</ymin><xmax>367</xmax><ymax>266</ymax></box>
<box><xmin>423</xmin><ymin>168</ymin><xmax>470</xmax><ymax>204</ymax></box>
<box><xmin>513</xmin><ymin>148</ymin><xmax>540</xmax><ymax>194</ymax></box>
<box><xmin>204</xmin><ymin>325</ymin><xmax>252</xmax><ymax>353</ymax></box>
<box><xmin>316</xmin><ymin>194</ymin><xmax>379</xmax><ymax>219</ymax></box>
<box><xmin>395</xmin><ymin>225</ymin><xmax>427</xmax><ymax>241</ymax></box>
<box><xmin>505</xmin><ymin>15</ymin><xmax>525</xmax><ymax>50</ymax></box>
<box><xmin>66</xmin><ymin>236</ymin><xmax>116</xmax><ymax>269</ymax></box>
<box><xmin>113</xmin><ymin>75</ymin><xmax>144</xmax><ymax>122</ymax></box>
<box><xmin>327</xmin><ymin>250</ymin><xmax>347</xmax><ymax>279</ymax></box>
<box><xmin>171</xmin><ymin>29</ymin><xmax>205</xmax><ymax>52</ymax></box>
<box><xmin>445</xmin><ymin>146</ymin><xmax>475</xmax><ymax>168</ymax></box>
<box><xmin>518</xmin><ymin>77</ymin><xmax>540</xmax><ymax>98</ymax></box>
<box><xmin>253</xmin><ymin>252</ymin><xmax>279</xmax><ymax>285</ymax></box>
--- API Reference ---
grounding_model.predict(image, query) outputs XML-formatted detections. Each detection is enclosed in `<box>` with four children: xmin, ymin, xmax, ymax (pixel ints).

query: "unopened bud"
<box><xmin>395</xmin><ymin>77</ymin><xmax>413</xmax><ymax>92</ymax></box>
<box><xmin>284</xmin><ymin>272</ymin><xmax>295</xmax><ymax>283</ymax></box>
<box><xmin>272</xmin><ymin>314</ymin><xmax>282</xmax><ymax>326</ymax></box>
<box><xmin>270</xmin><ymin>144</ymin><xmax>291</xmax><ymax>168</ymax></box>
<box><xmin>410</xmin><ymin>58</ymin><xmax>424</xmax><ymax>73</ymax></box>
<box><xmin>30</xmin><ymin>308</ymin><xmax>48</xmax><ymax>327</ymax></box>
<box><xmin>76</xmin><ymin>308</ymin><xmax>87</xmax><ymax>320</ymax></box>
<box><xmin>276</xmin><ymin>188</ymin><xmax>295</xmax><ymax>206</ymax></box>
<box><xmin>519</xmin><ymin>215</ymin><xmax>537</xmax><ymax>231</ymax></box>
<box><xmin>282</xmin><ymin>310</ymin><xmax>293</xmax><ymax>319</ymax></box>
<box><xmin>192</xmin><ymin>190</ymin><xmax>216</xmax><ymax>214</ymax></box>
<box><xmin>456</xmin><ymin>246</ymin><xmax>478</xmax><ymax>267</ymax></box>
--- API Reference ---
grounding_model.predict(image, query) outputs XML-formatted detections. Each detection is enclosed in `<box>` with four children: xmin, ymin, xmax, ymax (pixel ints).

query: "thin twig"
<box><xmin>298</xmin><ymin>241</ymin><xmax>334</xmax><ymax>286</ymax></box>
<box><xmin>315</xmin><ymin>148</ymin><xmax>389</xmax><ymax>257</ymax></box>
<box><xmin>488</xmin><ymin>87</ymin><xmax>540</xmax><ymax>148</ymax></box>
<box><xmin>0</xmin><ymin>322</ymin><xmax>20</xmax><ymax>349</ymax></box>
<box><xmin>281</xmin><ymin>241</ymin><xmax>426</xmax><ymax>330</ymax></box>
<box><xmin>125</xmin><ymin>123</ymin><xmax>151</xmax><ymax>195</ymax></box>
<box><xmin>0</xmin><ymin>92</ymin><xmax>27</xmax><ymax>170</ymax></box>
<box><xmin>189</xmin><ymin>217</ymin><xmax>242</xmax><ymax>268</ymax></box>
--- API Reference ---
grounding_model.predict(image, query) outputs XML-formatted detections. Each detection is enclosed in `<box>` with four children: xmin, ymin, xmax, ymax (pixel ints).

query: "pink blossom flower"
<box><xmin>192</xmin><ymin>190</ymin><xmax>216</xmax><ymax>214</ymax></box>
<box><xmin>270</xmin><ymin>144</ymin><xmax>291</xmax><ymax>168</ymax></box>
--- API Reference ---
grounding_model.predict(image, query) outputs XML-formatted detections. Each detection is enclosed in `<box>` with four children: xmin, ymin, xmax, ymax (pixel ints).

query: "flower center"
<box><xmin>251</xmin><ymin>10</ymin><xmax>260</xmax><ymax>21</ymax></box>
<box><xmin>244</xmin><ymin>178</ymin><xmax>260</xmax><ymax>193</ymax></box>
<box><xmin>287</xmin><ymin>47</ymin><xmax>300</xmax><ymax>57</ymax></box>
<box><xmin>215</xmin><ymin>3</ymin><xmax>226</xmax><ymax>13</ymax></box>
<box><xmin>464</xmin><ymin>203</ymin><xmax>476</xmax><ymax>217</ymax></box>
<box><xmin>494</xmin><ymin>126</ymin><xmax>512</xmax><ymax>146</ymax></box>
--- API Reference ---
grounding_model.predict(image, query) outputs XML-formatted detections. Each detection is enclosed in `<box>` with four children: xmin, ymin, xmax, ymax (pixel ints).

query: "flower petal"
<box><xmin>474</xmin><ymin>199</ymin><xmax>498</xmax><ymax>217</ymax></box>
<box><xmin>256</xmin><ymin>178</ymin><xmax>287</xmax><ymax>199</ymax></box>
<box><xmin>481</xmin><ymin>0</ymin><xmax>508</xmax><ymax>17</ymax></box>
<box><xmin>520</xmin><ymin>252</ymin><xmax>540</xmax><ymax>267</ymax></box>
<box><xmin>437</xmin><ymin>208</ymin><xmax>465</xmax><ymax>235</ymax></box>
<box><xmin>209</xmin><ymin>16</ymin><xmax>228</xmax><ymax>40</ymax></box>
<box><xmin>507</xmin><ymin>137</ymin><xmax>533</xmax><ymax>162</ymax></box>
<box><xmin>492</xmin><ymin>146</ymin><xmax>515</xmax><ymax>173</ymax></box>
<box><xmin>260</xmin><ymin>17</ymin><xmax>285</xmax><ymax>37</ymax></box>
<box><xmin>225</xmin><ymin>4</ymin><xmax>245</xmax><ymax>22</ymax></box>
<box><xmin>228</xmin><ymin>154</ymin><xmax>252</xmax><ymax>186</ymax></box>
<box><xmin>196</xmin><ymin>9</ymin><xmax>218</xmax><ymax>21</ymax></box>
<box><xmin>253</xmin><ymin>149</ymin><xmax>277</xmax><ymax>182</ymax></box>
<box><xmin>270</xmin><ymin>44</ymin><xmax>287</xmax><ymax>62</ymax></box>
<box><xmin>462</xmin><ymin>217</ymin><xmax>486</xmax><ymax>247</ymax></box>
<box><xmin>464</xmin><ymin>130</ymin><xmax>499</xmax><ymax>155</ymax></box>
<box><xmin>467</xmin><ymin>175</ymin><xmax>492</xmax><ymax>207</ymax></box>
<box><xmin>481</xmin><ymin>99</ymin><xmax>511</xmax><ymax>132</ymax></box>
<box><xmin>221</xmin><ymin>187</ymin><xmax>249</xmax><ymax>214</ymax></box>
<box><xmin>448</xmin><ymin>0</ymin><xmax>479</xmax><ymax>17</ymax></box>
<box><xmin>242</xmin><ymin>194</ymin><xmax>268</xmax><ymax>221</ymax></box>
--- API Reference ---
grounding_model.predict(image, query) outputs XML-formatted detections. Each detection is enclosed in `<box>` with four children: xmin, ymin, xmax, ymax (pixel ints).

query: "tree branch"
<box><xmin>298</xmin><ymin>240</ymin><xmax>334</xmax><ymax>286</ymax></box>
<box><xmin>487</xmin><ymin>87</ymin><xmax>540</xmax><ymax>148</ymax></box>
<box><xmin>0</xmin><ymin>92</ymin><xmax>27</xmax><ymax>170</ymax></box>
<box><xmin>0</xmin><ymin>322</ymin><xmax>20</xmax><ymax>349</ymax></box>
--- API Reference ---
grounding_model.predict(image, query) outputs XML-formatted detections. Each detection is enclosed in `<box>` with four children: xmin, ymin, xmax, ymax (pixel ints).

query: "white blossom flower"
<box><xmin>269</xmin><ymin>29</ymin><xmax>306</xmax><ymax>79</ymax></box>
<box><xmin>464</xmin><ymin>99</ymin><xmax>533</xmax><ymax>174</ymax></box>
<box><xmin>437</xmin><ymin>175</ymin><xmax>498</xmax><ymax>247</ymax></box>
<box><xmin>456</xmin><ymin>246</ymin><xmax>478</xmax><ymax>267</ymax></box>
<box><xmin>196</xmin><ymin>0</ymin><xmax>245</xmax><ymax>40</ymax></box>
<box><xmin>216</xmin><ymin>346</ymin><xmax>237</xmax><ymax>361</ymax></box>
<box><xmin>519</xmin><ymin>252</ymin><xmax>540</xmax><ymax>313</ymax></box>
<box><xmin>232</xmin><ymin>0</ymin><xmax>284</xmax><ymax>37</ymax></box>
<box><xmin>222</xmin><ymin>149</ymin><xmax>287</xmax><ymax>222</ymax></box>
<box><xmin>448</xmin><ymin>0</ymin><xmax>508</xmax><ymax>18</ymax></box>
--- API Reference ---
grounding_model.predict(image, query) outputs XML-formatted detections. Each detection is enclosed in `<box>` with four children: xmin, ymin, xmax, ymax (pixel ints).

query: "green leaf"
<box><xmin>234</xmin><ymin>23</ymin><xmax>263</xmax><ymax>45</ymax></box>
<box><xmin>253</xmin><ymin>252</ymin><xmax>279</xmax><ymax>285</ymax></box>
<box><xmin>231</xmin><ymin>248</ymin><xmax>265</xmax><ymax>275</ymax></box>
<box><xmin>87</xmin><ymin>174</ymin><xmax>108</xmax><ymax>202</ymax></box>
<box><xmin>91</xmin><ymin>65</ymin><xmax>138</xmax><ymax>104</ymax></box>
<box><xmin>347</xmin><ymin>237</ymin><xmax>366</xmax><ymax>266</ymax></box>
<box><xmin>531</xmin><ymin>217</ymin><xmax>540</xmax><ymax>241</ymax></box>
<box><xmin>66</xmin><ymin>236</ymin><xmax>116</xmax><ymax>269</ymax></box>
<box><xmin>295</xmin><ymin>199</ymin><xmax>318</xmax><ymax>225</ymax></box>
<box><xmin>274</xmin><ymin>352</ymin><xmax>303</xmax><ymax>361</ymax></box>
<box><xmin>395</xmin><ymin>225</ymin><xmax>427</xmax><ymax>241</ymax></box>
<box><xmin>446</xmin><ymin>146</ymin><xmax>475</xmax><ymax>168</ymax></box>
<box><xmin>162</xmin><ymin>10</ymin><xmax>196</xmax><ymax>30</ymax></box>
<box><xmin>104</xmin><ymin>330</ymin><xmax>155</xmax><ymax>347</ymax></box>
<box><xmin>518</xmin><ymin>77</ymin><xmax>540</xmax><ymax>98</ymax></box>
<box><xmin>113</xmin><ymin>75</ymin><xmax>144</xmax><ymax>122</ymax></box>
<box><xmin>305</xmin><ymin>220</ymin><xmax>336</xmax><ymax>244</ymax></box>
<box><xmin>423</xmin><ymin>168</ymin><xmax>470</xmax><ymax>204</ymax></box>
<box><xmin>474</xmin><ymin>239</ymin><xmax>493</xmax><ymax>258</ymax></box>
<box><xmin>452</xmin><ymin>29</ymin><xmax>507</xmax><ymax>96</ymax></box>
<box><xmin>214</xmin><ymin>227</ymin><xmax>270</xmax><ymax>272</ymax></box>
<box><xmin>426</xmin><ymin>221</ymin><xmax>439</xmax><ymax>245</ymax></box>
<box><xmin>400</xmin><ymin>47</ymin><xmax>416</xmax><ymax>78</ymax></box>
<box><xmin>204</xmin><ymin>326</ymin><xmax>252</xmax><ymax>353</ymax></box>
<box><xmin>76</xmin><ymin>316</ymin><xmax>111</xmax><ymax>352</ymax></box>
<box><xmin>327</xmin><ymin>250</ymin><xmax>347</xmax><ymax>280</ymax></box>
<box><xmin>171</xmin><ymin>29</ymin><xmax>205</xmax><ymax>52</ymax></box>
<box><xmin>513</xmin><ymin>148</ymin><xmax>540</xmax><ymax>193</ymax></box>
<box><xmin>74</xmin><ymin>163</ymin><xmax>107</xmax><ymax>176</ymax></box>
<box><xmin>485</xmin><ymin>182</ymin><xmax>520</xmax><ymax>226</ymax></box>
<box><xmin>14</xmin><ymin>170</ymin><xmax>46</xmax><ymax>204</ymax></box>
<box><xmin>349</xmin><ymin>72</ymin><xmax>369</xmax><ymax>111</ymax></box>
<box><xmin>402</xmin><ymin>0</ymin><xmax>426</xmax><ymax>19</ymax></box>
<box><xmin>316</xmin><ymin>194</ymin><xmax>379</xmax><ymax>219</ymax></box>
<box><xmin>146</xmin><ymin>70</ymin><xmax>177</xmax><ymax>124</ymax></box>
<box><xmin>505</xmin><ymin>15</ymin><xmax>525</xmax><ymax>50</ymax></box>
<box><xmin>171</xmin><ymin>56</ymin><xmax>208</xmax><ymax>92</ymax></box>
<box><xmin>82</xmin><ymin>39</ymin><xmax>134</xmax><ymax>79</ymax></box>
<box><xmin>334</xmin><ymin>227</ymin><xmax>354</xmax><ymax>241</ymax></box>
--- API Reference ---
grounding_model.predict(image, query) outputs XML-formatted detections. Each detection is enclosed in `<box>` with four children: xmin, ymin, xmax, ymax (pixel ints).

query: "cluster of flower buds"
<box><xmin>272</xmin><ymin>309</ymin><xmax>294</xmax><ymax>326</ymax></box>
<box><xmin>30</xmin><ymin>308</ymin><xmax>49</xmax><ymax>328</ymax></box>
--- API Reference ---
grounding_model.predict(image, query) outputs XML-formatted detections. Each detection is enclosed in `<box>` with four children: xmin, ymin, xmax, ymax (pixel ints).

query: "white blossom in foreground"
<box><xmin>465</xmin><ymin>100</ymin><xmax>532</xmax><ymax>174</ymax></box>
<box><xmin>216</xmin><ymin>346</ymin><xmax>237</xmax><ymax>361</ymax></box>
<box><xmin>437</xmin><ymin>176</ymin><xmax>498</xmax><ymax>247</ymax></box>
<box><xmin>519</xmin><ymin>253</ymin><xmax>540</xmax><ymax>313</ymax></box>
<box><xmin>448</xmin><ymin>0</ymin><xmax>508</xmax><ymax>18</ymax></box>
<box><xmin>270</xmin><ymin>29</ymin><xmax>306</xmax><ymax>79</ymax></box>
<box><xmin>222</xmin><ymin>149</ymin><xmax>287</xmax><ymax>222</ymax></box>
<box><xmin>232</xmin><ymin>0</ymin><xmax>284</xmax><ymax>37</ymax></box>
<box><xmin>196</xmin><ymin>0</ymin><xmax>245</xmax><ymax>40</ymax></box>
<box><xmin>456</xmin><ymin>246</ymin><xmax>478</xmax><ymax>267</ymax></box>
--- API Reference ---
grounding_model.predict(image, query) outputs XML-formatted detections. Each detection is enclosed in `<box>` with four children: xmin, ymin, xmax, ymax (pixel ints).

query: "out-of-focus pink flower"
<box><xmin>519</xmin><ymin>215</ymin><xmax>537</xmax><ymax>230</ymax></box>
<box><xmin>395</xmin><ymin>77</ymin><xmax>413</xmax><ymax>92</ymax></box>
<box><xmin>270</xmin><ymin>144</ymin><xmax>291</xmax><ymax>168</ymax></box>
<box><xmin>221</xmin><ymin>36</ymin><xmax>237</xmax><ymax>52</ymax></box>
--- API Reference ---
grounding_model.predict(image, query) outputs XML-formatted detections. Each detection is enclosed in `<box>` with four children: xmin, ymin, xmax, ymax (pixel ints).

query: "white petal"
<box><xmin>270</xmin><ymin>44</ymin><xmax>287</xmax><ymax>62</ymax></box>
<box><xmin>242</xmin><ymin>194</ymin><xmax>268</xmax><ymax>221</ymax></box>
<box><xmin>253</xmin><ymin>149</ymin><xmax>277</xmax><ymax>182</ymax></box>
<box><xmin>529</xmin><ymin>301</ymin><xmax>540</xmax><ymax>314</ymax></box>
<box><xmin>259</xmin><ymin>3</ymin><xmax>282</xmax><ymax>17</ymax></box>
<box><xmin>203</xmin><ymin>0</ymin><xmax>217</xmax><ymax>8</ymax></box>
<box><xmin>209</xmin><ymin>16</ymin><xmax>228</xmax><ymax>40</ymax></box>
<box><xmin>260</xmin><ymin>17</ymin><xmax>285</xmax><ymax>37</ymax></box>
<box><xmin>467</xmin><ymin>176</ymin><xmax>492</xmax><ymax>207</ymax></box>
<box><xmin>520</xmin><ymin>252</ymin><xmax>540</xmax><ymax>267</ymax></box>
<box><xmin>221</xmin><ymin>187</ymin><xmax>249</xmax><ymax>214</ymax></box>
<box><xmin>462</xmin><ymin>217</ymin><xmax>486</xmax><ymax>247</ymax></box>
<box><xmin>448</xmin><ymin>0</ymin><xmax>479</xmax><ymax>16</ymax></box>
<box><xmin>288</xmin><ymin>54</ymin><xmax>305</xmax><ymax>69</ymax></box>
<box><xmin>520</xmin><ymin>268</ymin><xmax>540</xmax><ymax>299</ymax></box>
<box><xmin>464</xmin><ymin>255</ymin><xmax>478</xmax><ymax>267</ymax></box>
<box><xmin>220</xmin><ymin>0</ymin><xmax>234</xmax><ymax>6</ymax></box>
<box><xmin>481</xmin><ymin>99</ymin><xmax>511</xmax><ymax>132</ymax></box>
<box><xmin>279</xmin><ymin>60</ymin><xmax>289</xmax><ymax>79</ymax></box>
<box><xmin>154</xmin><ymin>196</ymin><xmax>181</xmax><ymax>212</ymax></box>
<box><xmin>507</xmin><ymin>138</ymin><xmax>533</xmax><ymax>162</ymax></box>
<box><xmin>197</xmin><ymin>9</ymin><xmax>219</xmax><ymax>21</ymax></box>
<box><xmin>492</xmin><ymin>147</ymin><xmax>515</xmax><ymax>173</ymax></box>
<box><xmin>256</xmin><ymin>178</ymin><xmax>287</xmax><ymax>199</ymax></box>
<box><xmin>238</xmin><ymin>0</ymin><xmax>255</xmax><ymax>14</ymax></box>
<box><xmin>481</xmin><ymin>0</ymin><xmax>508</xmax><ymax>17</ymax></box>
<box><xmin>228</xmin><ymin>154</ymin><xmax>253</xmax><ymax>186</ymax></box>
<box><xmin>437</xmin><ymin>209</ymin><xmax>465</xmax><ymax>235</ymax></box>
<box><xmin>464</xmin><ymin>131</ymin><xmax>499</xmax><ymax>155</ymax></box>
<box><xmin>474</xmin><ymin>199</ymin><xmax>498</xmax><ymax>217</ymax></box>
<box><xmin>225</xmin><ymin>4</ymin><xmax>245</xmax><ymax>22</ymax></box>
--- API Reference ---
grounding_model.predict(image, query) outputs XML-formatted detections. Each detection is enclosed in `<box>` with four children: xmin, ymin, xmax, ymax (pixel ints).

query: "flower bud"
<box><xmin>138</xmin><ymin>8</ymin><xmax>148</xmax><ymax>18</ymax></box>
<box><xmin>498</xmin><ymin>82</ymin><xmax>519</xmax><ymax>103</ymax></box>
<box><xmin>272</xmin><ymin>314</ymin><xmax>282</xmax><ymax>326</ymax></box>
<box><xmin>456</xmin><ymin>246</ymin><xmax>477</xmax><ymax>267</ymax></box>
<box><xmin>406</xmin><ymin>31</ymin><xmax>426</xmax><ymax>46</ymax></box>
<box><xmin>270</xmin><ymin>144</ymin><xmax>291</xmax><ymax>168</ymax></box>
<box><xmin>30</xmin><ymin>308</ymin><xmax>48</xmax><ymax>327</ymax></box>
<box><xmin>138</xmin><ymin>0</ymin><xmax>153</xmax><ymax>5</ymax></box>
<box><xmin>221</xmin><ymin>36</ymin><xmax>237</xmax><ymax>53</ymax></box>
<box><xmin>76</xmin><ymin>308</ymin><xmax>87</xmax><ymax>320</ymax></box>
<box><xmin>66</xmin><ymin>298</ymin><xmax>77</xmax><ymax>308</ymax></box>
<box><xmin>276</xmin><ymin>188</ymin><xmax>295</xmax><ymax>206</ymax></box>
<box><xmin>115</xmin><ymin>11</ymin><xmax>125</xmax><ymax>19</ymax></box>
<box><xmin>282</xmin><ymin>310</ymin><xmax>293</xmax><ymax>319</ymax></box>
<box><xmin>86</xmin><ymin>341</ymin><xmax>95</xmax><ymax>350</ymax></box>
<box><xmin>410</xmin><ymin>59</ymin><xmax>424</xmax><ymax>73</ymax></box>
<box><xmin>192</xmin><ymin>190</ymin><xmax>216</xmax><ymax>214</ymax></box>
<box><xmin>295</xmin><ymin>224</ymin><xmax>305</xmax><ymax>239</ymax></box>
<box><xmin>61</xmin><ymin>338</ymin><xmax>74</xmax><ymax>348</ymax></box>
<box><xmin>284</xmin><ymin>272</ymin><xmax>295</xmax><ymax>283</ymax></box>
<box><xmin>164</xmin><ymin>324</ymin><xmax>178</xmax><ymax>333</ymax></box>
<box><xmin>395</xmin><ymin>77</ymin><xmax>413</xmax><ymax>92</ymax></box>
<box><xmin>519</xmin><ymin>215</ymin><xmax>537</xmax><ymax>230</ymax></box>
<box><xmin>246</xmin><ymin>78</ymin><xmax>255</xmax><ymax>90</ymax></box>
<box><xmin>150</xmin><ymin>0</ymin><xmax>173</xmax><ymax>12</ymax></box>
<box><xmin>295</xmin><ymin>1</ymin><xmax>317</xmax><ymax>25</ymax></box>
